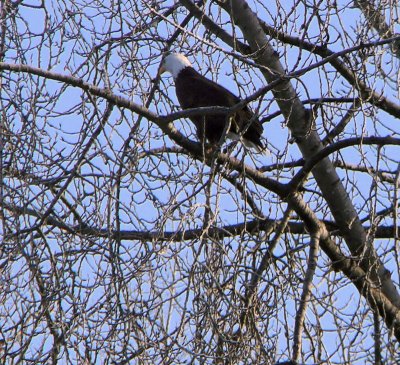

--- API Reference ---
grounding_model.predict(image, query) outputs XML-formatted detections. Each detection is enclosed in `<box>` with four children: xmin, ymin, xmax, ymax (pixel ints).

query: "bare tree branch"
<box><xmin>217</xmin><ymin>0</ymin><xmax>400</xmax><ymax>338</ymax></box>
<box><xmin>354</xmin><ymin>0</ymin><xmax>400</xmax><ymax>58</ymax></box>
<box><xmin>2</xmin><ymin>0</ymin><xmax>400</xmax><ymax>362</ymax></box>
<box><xmin>292</xmin><ymin>232</ymin><xmax>320</xmax><ymax>362</ymax></box>
<box><xmin>181</xmin><ymin>0</ymin><xmax>400</xmax><ymax>118</ymax></box>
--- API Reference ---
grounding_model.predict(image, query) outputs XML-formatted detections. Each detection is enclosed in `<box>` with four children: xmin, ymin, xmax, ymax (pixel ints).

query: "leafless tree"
<box><xmin>1</xmin><ymin>0</ymin><xmax>400</xmax><ymax>364</ymax></box>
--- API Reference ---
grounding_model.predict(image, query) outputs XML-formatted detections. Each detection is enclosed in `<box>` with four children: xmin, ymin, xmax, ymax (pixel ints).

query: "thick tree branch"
<box><xmin>179</xmin><ymin>0</ymin><xmax>251</xmax><ymax>55</ymax></box>
<box><xmin>257</xmin><ymin>19</ymin><xmax>400</xmax><ymax>114</ymax></box>
<box><xmin>217</xmin><ymin>0</ymin><xmax>400</xmax><ymax>335</ymax></box>
<box><xmin>180</xmin><ymin>0</ymin><xmax>400</xmax><ymax>118</ymax></box>
<box><xmin>3</xmin><ymin>202</ymin><xmax>398</xmax><ymax>242</ymax></box>
<box><xmin>0</xmin><ymin>62</ymin><xmax>158</xmax><ymax>119</ymax></box>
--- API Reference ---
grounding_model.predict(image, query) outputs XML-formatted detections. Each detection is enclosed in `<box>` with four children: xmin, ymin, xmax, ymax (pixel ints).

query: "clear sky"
<box><xmin>2</xmin><ymin>0</ymin><xmax>400</xmax><ymax>363</ymax></box>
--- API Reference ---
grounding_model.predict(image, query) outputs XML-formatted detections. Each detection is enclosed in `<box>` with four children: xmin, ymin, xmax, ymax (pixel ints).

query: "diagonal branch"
<box><xmin>216</xmin><ymin>0</ymin><xmax>400</xmax><ymax>335</ymax></box>
<box><xmin>179</xmin><ymin>0</ymin><xmax>400</xmax><ymax>118</ymax></box>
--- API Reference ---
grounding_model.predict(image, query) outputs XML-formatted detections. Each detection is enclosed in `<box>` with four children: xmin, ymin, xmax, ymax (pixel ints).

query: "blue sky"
<box><xmin>2</xmin><ymin>0</ymin><xmax>400</xmax><ymax>363</ymax></box>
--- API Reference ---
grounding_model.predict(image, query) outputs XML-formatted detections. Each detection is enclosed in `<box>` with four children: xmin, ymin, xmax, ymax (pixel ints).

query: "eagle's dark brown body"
<box><xmin>174</xmin><ymin>67</ymin><xmax>264</xmax><ymax>151</ymax></box>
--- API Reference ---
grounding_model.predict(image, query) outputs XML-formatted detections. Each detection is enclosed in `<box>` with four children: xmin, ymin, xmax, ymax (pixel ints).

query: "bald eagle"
<box><xmin>158</xmin><ymin>53</ymin><xmax>266</xmax><ymax>153</ymax></box>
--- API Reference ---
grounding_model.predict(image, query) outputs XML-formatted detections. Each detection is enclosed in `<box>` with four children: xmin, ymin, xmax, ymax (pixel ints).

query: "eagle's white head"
<box><xmin>158</xmin><ymin>53</ymin><xmax>192</xmax><ymax>79</ymax></box>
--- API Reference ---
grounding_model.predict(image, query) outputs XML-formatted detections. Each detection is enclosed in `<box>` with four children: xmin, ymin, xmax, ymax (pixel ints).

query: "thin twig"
<box><xmin>292</xmin><ymin>232</ymin><xmax>320</xmax><ymax>362</ymax></box>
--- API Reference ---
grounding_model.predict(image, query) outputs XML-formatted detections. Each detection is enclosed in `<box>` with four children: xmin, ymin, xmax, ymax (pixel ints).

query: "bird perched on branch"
<box><xmin>158</xmin><ymin>53</ymin><xmax>266</xmax><ymax>153</ymax></box>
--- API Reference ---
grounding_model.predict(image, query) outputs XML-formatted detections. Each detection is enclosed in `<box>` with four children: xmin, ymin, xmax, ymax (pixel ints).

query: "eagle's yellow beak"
<box><xmin>158</xmin><ymin>65</ymin><xmax>166</xmax><ymax>76</ymax></box>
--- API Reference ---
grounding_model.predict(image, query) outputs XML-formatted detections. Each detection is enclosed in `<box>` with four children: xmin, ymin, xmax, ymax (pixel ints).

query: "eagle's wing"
<box><xmin>175</xmin><ymin>67</ymin><xmax>264</xmax><ymax>149</ymax></box>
